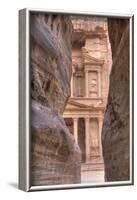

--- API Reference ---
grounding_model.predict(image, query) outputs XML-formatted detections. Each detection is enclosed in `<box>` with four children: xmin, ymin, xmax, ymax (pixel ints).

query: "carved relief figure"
<box><xmin>88</xmin><ymin>72</ymin><xmax>98</xmax><ymax>97</ymax></box>
<box><xmin>73</xmin><ymin>60</ymin><xmax>85</xmax><ymax>97</ymax></box>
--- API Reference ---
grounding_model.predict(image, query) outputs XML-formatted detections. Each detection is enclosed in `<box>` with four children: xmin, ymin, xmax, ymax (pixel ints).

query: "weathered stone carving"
<box><xmin>30</xmin><ymin>13</ymin><xmax>81</xmax><ymax>186</ymax></box>
<box><xmin>89</xmin><ymin>72</ymin><xmax>98</xmax><ymax>97</ymax></box>
<box><xmin>102</xmin><ymin>19</ymin><xmax>129</xmax><ymax>181</ymax></box>
<box><xmin>90</xmin><ymin>119</ymin><xmax>99</xmax><ymax>157</ymax></box>
<box><xmin>63</xmin><ymin>17</ymin><xmax>112</xmax><ymax>173</ymax></box>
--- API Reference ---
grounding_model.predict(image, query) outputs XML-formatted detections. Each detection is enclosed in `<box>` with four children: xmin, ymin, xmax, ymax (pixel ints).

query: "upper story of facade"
<box><xmin>69</xmin><ymin>16</ymin><xmax>112</xmax><ymax>109</ymax></box>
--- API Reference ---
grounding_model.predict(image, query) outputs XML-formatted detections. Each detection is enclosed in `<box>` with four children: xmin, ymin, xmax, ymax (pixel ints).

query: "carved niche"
<box><xmin>72</xmin><ymin>61</ymin><xmax>85</xmax><ymax>97</ymax></box>
<box><xmin>88</xmin><ymin>71</ymin><xmax>98</xmax><ymax>98</ymax></box>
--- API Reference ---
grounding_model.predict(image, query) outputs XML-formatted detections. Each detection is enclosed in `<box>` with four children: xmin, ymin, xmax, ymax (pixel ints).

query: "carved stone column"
<box><xmin>85</xmin><ymin>70</ymin><xmax>89</xmax><ymax>97</ymax></box>
<box><xmin>71</xmin><ymin>75</ymin><xmax>73</xmax><ymax>97</ymax></box>
<box><xmin>73</xmin><ymin>118</ymin><xmax>78</xmax><ymax>144</ymax></box>
<box><xmin>76</xmin><ymin>72</ymin><xmax>83</xmax><ymax>97</ymax></box>
<box><xmin>77</xmin><ymin>76</ymin><xmax>81</xmax><ymax>96</ymax></box>
<box><xmin>98</xmin><ymin>71</ymin><xmax>101</xmax><ymax>97</ymax></box>
<box><xmin>85</xmin><ymin>117</ymin><xmax>90</xmax><ymax>162</ymax></box>
<box><xmin>98</xmin><ymin>117</ymin><xmax>103</xmax><ymax>158</ymax></box>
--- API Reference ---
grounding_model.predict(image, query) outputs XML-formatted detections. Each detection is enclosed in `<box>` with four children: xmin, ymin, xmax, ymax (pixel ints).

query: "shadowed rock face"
<box><xmin>30</xmin><ymin>13</ymin><xmax>81</xmax><ymax>186</ymax></box>
<box><xmin>102</xmin><ymin>19</ymin><xmax>130</xmax><ymax>181</ymax></box>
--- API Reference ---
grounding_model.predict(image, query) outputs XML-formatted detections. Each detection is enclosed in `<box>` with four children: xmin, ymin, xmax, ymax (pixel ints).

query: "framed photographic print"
<box><xmin>19</xmin><ymin>8</ymin><xmax>134</xmax><ymax>191</ymax></box>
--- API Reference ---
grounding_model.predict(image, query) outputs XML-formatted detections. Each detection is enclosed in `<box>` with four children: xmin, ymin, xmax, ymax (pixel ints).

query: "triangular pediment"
<box><xmin>82</xmin><ymin>47</ymin><xmax>104</xmax><ymax>65</ymax></box>
<box><xmin>65</xmin><ymin>99</ymin><xmax>102</xmax><ymax>109</ymax></box>
<box><xmin>83</xmin><ymin>54</ymin><xmax>104</xmax><ymax>65</ymax></box>
<box><xmin>66</xmin><ymin>99</ymin><xmax>90</xmax><ymax>109</ymax></box>
<box><xmin>65</xmin><ymin>98</ymin><xmax>104</xmax><ymax>111</ymax></box>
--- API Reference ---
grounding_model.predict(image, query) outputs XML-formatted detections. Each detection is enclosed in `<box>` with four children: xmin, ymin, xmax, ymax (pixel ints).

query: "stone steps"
<box><xmin>81</xmin><ymin>161</ymin><xmax>104</xmax><ymax>172</ymax></box>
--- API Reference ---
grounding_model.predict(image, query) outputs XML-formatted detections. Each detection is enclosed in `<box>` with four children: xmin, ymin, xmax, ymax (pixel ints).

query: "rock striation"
<box><xmin>30</xmin><ymin>13</ymin><xmax>81</xmax><ymax>186</ymax></box>
<box><xmin>102</xmin><ymin>18</ymin><xmax>130</xmax><ymax>181</ymax></box>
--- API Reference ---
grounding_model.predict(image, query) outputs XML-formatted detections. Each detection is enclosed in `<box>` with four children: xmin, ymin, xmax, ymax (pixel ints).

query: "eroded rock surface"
<box><xmin>30</xmin><ymin>13</ymin><xmax>81</xmax><ymax>186</ymax></box>
<box><xmin>102</xmin><ymin>19</ymin><xmax>130</xmax><ymax>181</ymax></box>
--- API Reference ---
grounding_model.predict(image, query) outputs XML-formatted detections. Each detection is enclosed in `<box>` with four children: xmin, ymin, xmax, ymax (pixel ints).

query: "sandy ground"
<box><xmin>81</xmin><ymin>170</ymin><xmax>104</xmax><ymax>183</ymax></box>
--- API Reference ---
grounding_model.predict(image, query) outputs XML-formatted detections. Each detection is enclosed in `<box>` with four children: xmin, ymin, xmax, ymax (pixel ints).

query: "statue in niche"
<box><xmin>89</xmin><ymin>78</ymin><xmax>98</xmax><ymax>97</ymax></box>
<box><xmin>90</xmin><ymin>79</ymin><xmax>97</xmax><ymax>91</ymax></box>
<box><xmin>73</xmin><ymin>61</ymin><xmax>84</xmax><ymax>97</ymax></box>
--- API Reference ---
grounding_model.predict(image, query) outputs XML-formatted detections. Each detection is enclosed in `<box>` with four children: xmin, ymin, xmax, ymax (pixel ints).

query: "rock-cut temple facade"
<box><xmin>63</xmin><ymin>17</ymin><xmax>112</xmax><ymax>169</ymax></box>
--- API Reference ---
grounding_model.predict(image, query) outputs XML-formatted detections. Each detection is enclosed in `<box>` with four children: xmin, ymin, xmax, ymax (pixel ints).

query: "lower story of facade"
<box><xmin>63</xmin><ymin>98</ymin><xmax>105</xmax><ymax>164</ymax></box>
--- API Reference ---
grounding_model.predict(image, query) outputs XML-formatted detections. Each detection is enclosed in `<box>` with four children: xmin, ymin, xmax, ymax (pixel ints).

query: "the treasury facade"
<box><xmin>63</xmin><ymin>17</ymin><xmax>112</xmax><ymax>174</ymax></box>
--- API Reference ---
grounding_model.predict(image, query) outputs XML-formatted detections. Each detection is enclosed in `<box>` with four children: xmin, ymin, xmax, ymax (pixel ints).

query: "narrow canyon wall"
<box><xmin>102</xmin><ymin>18</ymin><xmax>130</xmax><ymax>181</ymax></box>
<box><xmin>30</xmin><ymin>13</ymin><xmax>81</xmax><ymax>186</ymax></box>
